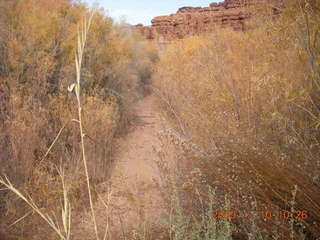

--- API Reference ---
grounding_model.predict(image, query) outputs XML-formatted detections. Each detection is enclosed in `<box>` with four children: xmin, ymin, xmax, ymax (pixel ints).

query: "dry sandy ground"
<box><xmin>74</xmin><ymin>93</ymin><xmax>176</xmax><ymax>239</ymax></box>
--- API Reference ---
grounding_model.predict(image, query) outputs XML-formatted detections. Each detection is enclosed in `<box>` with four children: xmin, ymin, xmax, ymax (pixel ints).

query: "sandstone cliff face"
<box><xmin>135</xmin><ymin>0</ymin><xmax>278</xmax><ymax>41</ymax></box>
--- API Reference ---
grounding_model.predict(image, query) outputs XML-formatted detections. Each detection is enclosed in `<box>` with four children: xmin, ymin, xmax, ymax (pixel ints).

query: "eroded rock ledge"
<box><xmin>135</xmin><ymin>0</ymin><xmax>281</xmax><ymax>41</ymax></box>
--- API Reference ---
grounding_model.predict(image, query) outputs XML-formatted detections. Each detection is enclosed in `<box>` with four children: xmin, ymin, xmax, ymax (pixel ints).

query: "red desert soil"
<box><xmin>74</xmin><ymin>92</ymin><xmax>176</xmax><ymax>239</ymax></box>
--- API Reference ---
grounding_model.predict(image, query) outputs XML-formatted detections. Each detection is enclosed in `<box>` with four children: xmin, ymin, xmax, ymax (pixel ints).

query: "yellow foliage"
<box><xmin>154</xmin><ymin>2</ymin><xmax>320</xmax><ymax>237</ymax></box>
<box><xmin>0</xmin><ymin>0</ymin><xmax>157</xmax><ymax>238</ymax></box>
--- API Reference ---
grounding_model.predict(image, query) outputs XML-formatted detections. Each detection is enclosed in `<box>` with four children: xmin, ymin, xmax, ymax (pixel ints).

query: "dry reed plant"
<box><xmin>72</xmin><ymin>10</ymin><xmax>102</xmax><ymax>240</ymax></box>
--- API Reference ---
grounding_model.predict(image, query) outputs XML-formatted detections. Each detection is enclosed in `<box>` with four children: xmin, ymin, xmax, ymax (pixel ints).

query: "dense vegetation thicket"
<box><xmin>0</xmin><ymin>0</ymin><xmax>156</xmax><ymax>238</ymax></box>
<box><xmin>0</xmin><ymin>0</ymin><xmax>319</xmax><ymax>239</ymax></box>
<box><xmin>0</xmin><ymin>0</ymin><xmax>157</xmax><ymax>180</ymax></box>
<box><xmin>154</xmin><ymin>1</ymin><xmax>320</xmax><ymax>239</ymax></box>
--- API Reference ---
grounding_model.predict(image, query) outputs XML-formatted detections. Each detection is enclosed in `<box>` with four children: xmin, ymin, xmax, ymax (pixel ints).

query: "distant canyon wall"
<box><xmin>134</xmin><ymin>0</ymin><xmax>282</xmax><ymax>41</ymax></box>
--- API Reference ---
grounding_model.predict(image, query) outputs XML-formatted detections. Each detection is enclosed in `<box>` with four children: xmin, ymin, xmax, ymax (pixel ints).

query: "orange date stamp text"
<box><xmin>213</xmin><ymin>210</ymin><xmax>308</xmax><ymax>220</ymax></box>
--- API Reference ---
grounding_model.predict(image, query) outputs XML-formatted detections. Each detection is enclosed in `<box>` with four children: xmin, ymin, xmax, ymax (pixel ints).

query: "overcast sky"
<box><xmin>85</xmin><ymin>1</ymin><xmax>220</xmax><ymax>26</ymax></box>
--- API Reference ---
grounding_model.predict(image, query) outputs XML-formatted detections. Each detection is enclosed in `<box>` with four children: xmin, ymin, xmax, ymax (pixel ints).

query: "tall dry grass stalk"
<box><xmin>73</xmin><ymin>11</ymin><xmax>100</xmax><ymax>240</ymax></box>
<box><xmin>0</xmin><ymin>167</ymin><xmax>72</xmax><ymax>240</ymax></box>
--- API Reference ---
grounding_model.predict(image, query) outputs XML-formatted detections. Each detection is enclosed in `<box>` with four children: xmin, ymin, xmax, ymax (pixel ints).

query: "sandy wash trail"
<box><xmin>74</xmin><ymin>91</ymin><xmax>178</xmax><ymax>239</ymax></box>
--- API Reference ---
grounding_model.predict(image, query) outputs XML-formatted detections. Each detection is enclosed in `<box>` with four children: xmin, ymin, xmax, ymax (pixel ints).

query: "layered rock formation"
<box><xmin>135</xmin><ymin>0</ymin><xmax>279</xmax><ymax>41</ymax></box>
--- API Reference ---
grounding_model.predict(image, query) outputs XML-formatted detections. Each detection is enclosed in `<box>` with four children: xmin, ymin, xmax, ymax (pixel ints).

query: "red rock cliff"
<box><xmin>135</xmin><ymin>0</ymin><xmax>281</xmax><ymax>41</ymax></box>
